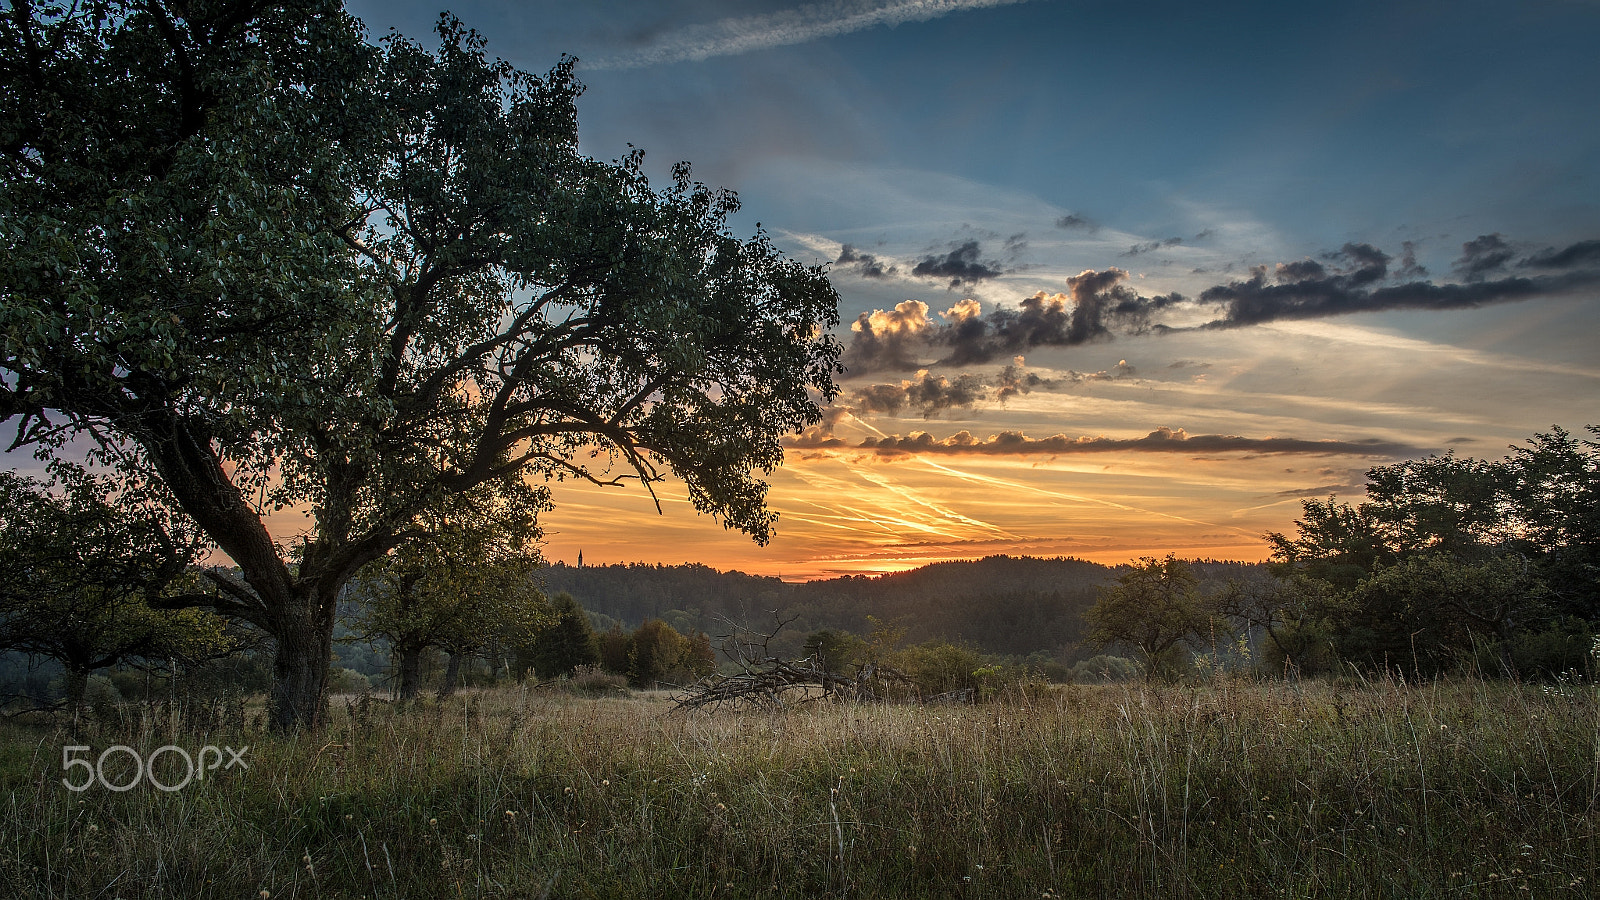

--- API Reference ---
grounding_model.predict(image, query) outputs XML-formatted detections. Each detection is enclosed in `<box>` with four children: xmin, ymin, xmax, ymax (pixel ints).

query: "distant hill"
<box><xmin>535</xmin><ymin>555</ymin><xmax>1262</xmax><ymax>662</ymax></box>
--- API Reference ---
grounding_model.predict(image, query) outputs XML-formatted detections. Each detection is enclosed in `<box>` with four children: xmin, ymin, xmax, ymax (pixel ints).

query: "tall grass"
<box><xmin>1</xmin><ymin>676</ymin><xmax>1595</xmax><ymax>898</ymax></box>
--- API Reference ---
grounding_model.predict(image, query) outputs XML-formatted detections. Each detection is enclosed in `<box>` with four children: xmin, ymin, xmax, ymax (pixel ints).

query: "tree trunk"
<box><xmin>63</xmin><ymin>667</ymin><xmax>90</xmax><ymax>719</ymax></box>
<box><xmin>439</xmin><ymin>651</ymin><xmax>463</xmax><ymax>698</ymax></box>
<box><xmin>396</xmin><ymin>644</ymin><xmax>424</xmax><ymax>700</ymax></box>
<box><xmin>267</xmin><ymin>595</ymin><xmax>335</xmax><ymax>732</ymax></box>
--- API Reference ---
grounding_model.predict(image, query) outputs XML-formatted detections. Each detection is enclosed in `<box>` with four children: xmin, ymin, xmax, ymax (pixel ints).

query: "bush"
<box><xmin>328</xmin><ymin>667</ymin><xmax>372</xmax><ymax>694</ymax></box>
<box><xmin>1068</xmin><ymin>655</ymin><xmax>1142</xmax><ymax>683</ymax></box>
<box><xmin>892</xmin><ymin>641</ymin><xmax>985</xmax><ymax>695</ymax></box>
<box><xmin>1256</xmin><ymin>620</ymin><xmax>1338</xmax><ymax>677</ymax></box>
<box><xmin>566</xmin><ymin>665</ymin><xmax>629</xmax><ymax>695</ymax></box>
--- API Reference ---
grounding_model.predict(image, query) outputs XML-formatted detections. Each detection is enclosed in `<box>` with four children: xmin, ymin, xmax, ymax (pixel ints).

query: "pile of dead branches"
<box><xmin>672</xmin><ymin>657</ymin><xmax>922</xmax><ymax>711</ymax></box>
<box><xmin>672</xmin><ymin>611</ymin><xmax>929</xmax><ymax>711</ymax></box>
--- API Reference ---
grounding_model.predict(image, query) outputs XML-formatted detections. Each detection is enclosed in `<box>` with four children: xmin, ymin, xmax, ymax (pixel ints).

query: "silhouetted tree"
<box><xmin>1086</xmin><ymin>555</ymin><xmax>1213</xmax><ymax>680</ymax></box>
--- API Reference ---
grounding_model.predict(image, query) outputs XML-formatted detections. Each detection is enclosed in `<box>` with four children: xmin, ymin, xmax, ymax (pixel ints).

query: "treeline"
<box><xmin>542</xmin><ymin>555</ymin><xmax>1150</xmax><ymax>661</ymax></box>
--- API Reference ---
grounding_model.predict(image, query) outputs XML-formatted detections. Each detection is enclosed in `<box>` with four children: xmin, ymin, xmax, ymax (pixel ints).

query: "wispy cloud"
<box><xmin>587</xmin><ymin>0</ymin><xmax>1034</xmax><ymax>70</ymax></box>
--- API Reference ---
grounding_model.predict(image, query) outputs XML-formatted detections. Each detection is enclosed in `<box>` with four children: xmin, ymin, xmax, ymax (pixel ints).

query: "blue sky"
<box><xmin>337</xmin><ymin>0</ymin><xmax>1600</xmax><ymax>576</ymax></box>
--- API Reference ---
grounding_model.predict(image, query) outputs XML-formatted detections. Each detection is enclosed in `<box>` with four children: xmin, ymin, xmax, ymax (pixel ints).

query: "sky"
<box><xmin>184</xmin><ymin>2</ymin><xmax>1600</xmax><ymax>577</ymax></box>
<box><xmin>327</xmin><ymin>0</ymin><xmax>1600</xmax><ymax>579</ymax></box>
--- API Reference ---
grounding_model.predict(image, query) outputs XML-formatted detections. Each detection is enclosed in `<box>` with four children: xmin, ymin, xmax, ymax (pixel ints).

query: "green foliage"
<box><xmin>891</xmin><ymin>641</ymin><xmax>986</xmax><ymax>695</ymax></box>
<box><xmin>596</xmin><ymin>624</ymin><xmax>631</xmax><ymax>676</ymax></box>
<box><xmin>1339</xmin><ymin>553</ymin><xmax>1544</xmax><ymax>674</ymax></box>
<box><xmin>1268</xmin><ymin>426</ymin><xmax>1600</xmax><ymax>677</ymax></box>
<box><xmin>625</xmin><ymin>619</ymin><xmax>714</xmax><ymax>688</ymax></box>
<box><xmin>348</xmin><ymin>490</ymin><xmax>550</xmax><ymax>699</ymax></box>
<box><xmin>327</xmin><ymin>667</ymin><xmax>372</xmax><ymax>694</ymax></box>
<box><xmin>802</xmin><ymin>629</ymin><xmax>866</xmax><ymax>674</ymax></box>
<box><xmin>1215</xmin><ymin>571</ymin><xmax>1339</xmax><ymax>676</ymax></box>
<box><xmin>1068</xmin><ymin>654</ymin><xmax>1143</xmax><ymax>682</ymax></box>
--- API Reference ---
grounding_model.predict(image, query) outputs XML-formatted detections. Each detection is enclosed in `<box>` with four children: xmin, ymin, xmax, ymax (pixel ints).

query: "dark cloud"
<box><xmin>993</xmin><ymin>362</ymin><xmax>1057</xmax><ymax>402</ymax></box>
<box><xmin>788</xmin><ymin>426</ymin><xmax>1421</xmax><ymax>458</ymax></box>
<box><xmin>850</xmin><ymin>371</ymin><xmax>987</xmax><ymax>418</ymax></box>
<box><xmin>1055</xmin><ymin>214</ymin><xmax>1097</xmax><ymax>232</ymax></box>
<box><xmin>841</xmin><ymin>234</ymin><xmax>1600</xmax><ymax>372</ymax></box>
<box><xmin>1193</xmin><ymin>229</ymin><xmax>1215</xmax><ymax>241</ymax></box>
<box><xmin>1523</xmin><ymin>239</ymin><xmax>1600</xmax><ymax>270</ymax></box>
<box><xmin>912</xmin><ymin>240</ymin><xmax>1003</xmax><ymax>288</ymax></box>
<box><xmin>1199</xmin><ymin>236</ymin><xmax>1600</xmax><ymax>328</ymax></box>
<box><xmin>1003</xmin><ymin>232</ymin><xmax>1028</xmax><ymax>256</ymax></box>
<box><xmin>842</xmin><ymin>269</ymin><xmax>1182</xmax><ymax>373</ymax></box>
<box><xmin>835</xmin><ymin>244</ymin><xmax>897</xmax><ymax>279</ymax></box>
<box><xmin>1123</xmin><ymin>236</ymin><xmax>1184</xmax><ymax>257</ymax></box>
<box><xmin>938</xmin><ymin>269</ymin><xmax>1181</xmax><ymax>366</ymax></box>
<box><xmin>1069</xmin><ymin>359</ymin><xmax>1137</xmax><ymax>382</ymax></box>
<box><xmin>1273</xmin><ymin>483</ymin><xmax>1365</xmax><ymax>499</ymax></box>
<box><xmin>1455</xmin><ymin>233</ymin><xmax>1514</xmax><ymax>280</ymax></box>
<box><xmin>1398</xmin><ymin>240</ymin><xmax>1428</xmax><ymax>279</ymax></box>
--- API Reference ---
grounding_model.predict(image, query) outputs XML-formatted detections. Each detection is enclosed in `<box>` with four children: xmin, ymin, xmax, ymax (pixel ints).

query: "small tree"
<box><xmin>628</xmin><ymin>619</ymin><xmax>687</xmax><ymax>688</ymax></box>
<box><xmin>347</xmin><ymin>486</ymin><xmax>548</xmax><ymax>700</ymax></box>
<box><xmin>0</xmin><ymin>471</ymin><xmax>234</xmax><ymax>708</ymax></box>
<box><xmin>1215</xmin><ymin>571</ymin><xmax>1338</xmax><ymax>676</ymax></box>
<box><xmin>1086</xmin><ymin>555</ymin><xmax>1212</xmax><ymax>680</ymax></box>
<box><xmin>597</xmin><ymin>624</ymin><xmax>631</xmax><ymax>676</ymax></box>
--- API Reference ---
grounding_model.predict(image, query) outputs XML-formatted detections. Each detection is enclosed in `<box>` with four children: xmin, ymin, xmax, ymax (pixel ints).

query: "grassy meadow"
<box><xmin>1</xmin><ymin>677</ymin><xmax>1596</xmax><ymax>899</ymax></box>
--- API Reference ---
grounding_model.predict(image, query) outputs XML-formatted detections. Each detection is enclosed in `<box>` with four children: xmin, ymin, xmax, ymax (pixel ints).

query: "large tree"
<box><xmin>0</xmin><ymin>2</ymin><xmax>841</xmax><ymax>730</ymax></box>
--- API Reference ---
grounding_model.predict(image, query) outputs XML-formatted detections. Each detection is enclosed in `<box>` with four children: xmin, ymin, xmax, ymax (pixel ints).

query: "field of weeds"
<box><xmin>1</xmin><ymin>677</ymin><xmax>1596</xmax><ymax>898</ymax></box>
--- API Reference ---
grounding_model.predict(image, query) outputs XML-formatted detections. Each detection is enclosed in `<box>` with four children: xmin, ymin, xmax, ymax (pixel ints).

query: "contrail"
<box><xmin>586</xmin><ymin>0</ymin><xmax>1036</xmax><ymax>70</ymax></box>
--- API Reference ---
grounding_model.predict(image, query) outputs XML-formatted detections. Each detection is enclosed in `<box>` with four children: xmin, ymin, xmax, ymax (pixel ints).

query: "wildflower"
<box><xmin>261</xmin><ymin>893</ymin><xmax>271</xmax><ymax>900</ymax></box>
<box><xmin>429</xmin><ymin>818</ymin><xmax>438</xmax><ymax>827</ymax></box>
<box><xmin>505</xmin><ymin>810</ymin><xmax>515</xmax><ymax>818</ymax></box>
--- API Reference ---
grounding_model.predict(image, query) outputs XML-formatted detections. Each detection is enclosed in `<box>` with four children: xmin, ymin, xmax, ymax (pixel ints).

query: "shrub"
<box><xmin>566</xmin><ymin>665</ymin><xmax>629</xmax><ymax>695</ymax></box>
